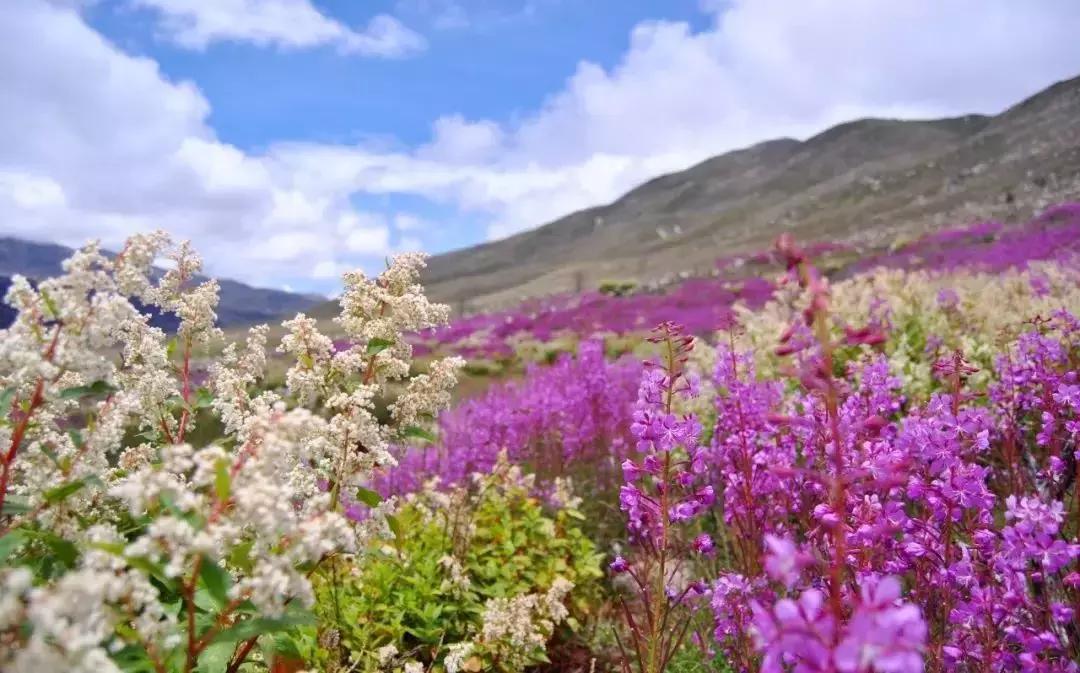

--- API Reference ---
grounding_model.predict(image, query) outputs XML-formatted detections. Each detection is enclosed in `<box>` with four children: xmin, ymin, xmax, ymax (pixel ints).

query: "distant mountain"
<box><xmin>0</xmin><ymin>237</ymin><xmax>323</xmax><ymax>329</ymax></box>
<box><xmin>421</xmin><ymin>74</ymin><xmax>1080</xmax><ymax>311</ymax></box>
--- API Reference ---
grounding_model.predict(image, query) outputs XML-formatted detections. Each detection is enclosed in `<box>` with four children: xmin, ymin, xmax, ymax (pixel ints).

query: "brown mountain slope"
<box><xmin>421</xmin><ymin>74</ymin><xmax>1080</xmax><ymax>312</ymax></box>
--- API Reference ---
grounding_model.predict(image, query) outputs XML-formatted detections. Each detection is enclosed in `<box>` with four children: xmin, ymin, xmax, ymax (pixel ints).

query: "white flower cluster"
<box><xmin>438</xmin><ymin>554</ymin><xmax>472</xmax><ymax>591</ymax></box>
<box><xmin>276</xmin><ymin>253</ymin><xmax>463</xmax><ymax>504</ymax></box>
<box><xmin>442</xmin><ymin>641</ymin><xmax>475</xmax><ymax>673</ymax></box>
<box><xmin>471</xmin><ymin>576</ymin><xmax>574</xmax><ymax>670</ymax></box>
<box><xmin>0</xmin><ymin>233</ymin><xmax>462</xmax><ymax>672</ymax></box>
<box><xmin>731</xmin><ymin>260</ymin><xmax>1080</xmax><ymax>397</ymax></box>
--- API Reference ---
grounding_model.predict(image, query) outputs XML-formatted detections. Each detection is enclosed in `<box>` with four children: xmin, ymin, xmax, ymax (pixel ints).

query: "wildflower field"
<box><xmin>2</xmin><ymin>204</ymin><xmax>1080</xmax><ymax>673</ymax></box>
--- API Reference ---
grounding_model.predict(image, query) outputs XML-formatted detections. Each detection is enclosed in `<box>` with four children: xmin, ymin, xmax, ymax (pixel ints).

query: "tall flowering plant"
<box><xmin>612</xmin><ymin>322</ymin><xmax>714</xmax><ymax>673</ymax></box>
<box><xmin>727</xmin><ymin>234</ymin><xmax>927</xmax><ymax>673</ymax></box>
<box><xmin>706</xmin><ymin>235</ymin><xmax>1080</xmax><ymax>673</ymax></box>
<box><xmin>377</xmin><ymin>338</ymin><xmax>641</xmax><ymax>501</ymax></box>
<box><xmin>0</xmin><ymin>233</ymin><xmax>462</xmax><ymax>673</ymax></box>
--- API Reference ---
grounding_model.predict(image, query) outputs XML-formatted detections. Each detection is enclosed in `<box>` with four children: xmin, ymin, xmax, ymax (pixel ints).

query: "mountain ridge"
<box><xmin>420</xmin><ymin>74</ymin><xmax>1080</xmax><ymax>312</ymax></box>
<box><xmin>0</xmin><ymin>236</ymin><xmax>323</xmax><ymax>329</ymax></box>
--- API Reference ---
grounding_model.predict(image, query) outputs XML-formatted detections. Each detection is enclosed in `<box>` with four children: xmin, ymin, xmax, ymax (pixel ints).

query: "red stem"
<box><xmin>0</xmin><ymin>326</ymin><xmax>61</xmax><ymax>517</ymax></box>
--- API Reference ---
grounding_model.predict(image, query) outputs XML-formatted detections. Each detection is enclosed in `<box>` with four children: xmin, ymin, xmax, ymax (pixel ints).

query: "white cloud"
<box><xmin>2</xmin><ymin>0</ymin><xmax>1080</xmax><ymax>295</ymax></box>
<box><xmin>0</xmin><ymin>0</ymin><xmax>392</xmax><ymax>290</ymax></box>
<box><xmin>419</xmin><ymin>115</ymin><xmax>505</xmax><ymax>164</ymax></box>
<box><xmin>131</xmin><ymin>0</ymin><xmax>426</xmax><ymax>56</ymax></box>
<box><xmin>393</xmin><ymin>213</ymin><xmax>425</xmax><ymax>231</ymax></box>
<box><xmin>345</xmin><ymin>227</ymin><xmax>391</xmax><ymax>254</ymax></box>
<box><xmin>269</xmin><ymin>0</ymin><xmax>1080</xmax><ymax>239</ymax></box>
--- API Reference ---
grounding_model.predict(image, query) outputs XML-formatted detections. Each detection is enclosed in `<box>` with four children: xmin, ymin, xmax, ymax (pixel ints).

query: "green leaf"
<box><xmin>40</xmin><ymin>444</ymin><xmax>63</xmax><ymax>471</ymax></box>
<box><xmin>193</xmin><ymin>388</ymin><xmax>214</xmax><ymax>409</ymax></box>
<box><xmin>214</xmin><ymin>460</ymin><xmax>231</xmax><ymax>503</ymax></box>
<box><xmin>166</xmin><ymin>337</ymin><xmax>179</xmax><ymax>360</ymax></box>
<box><xmin>43</xmin><ymin>478</ymin><xmax>87</xmax><ymax>504</ymax></box>
<box><xmin>210</xmin><ymin>611</ymin><xmax>315</xmax><ymax>646</ymax></box>
<box><xmin>40</xmin><ymin>289</ymin><xmax>59</xmax><ymax>320</ymax></box>
<box><xmin>354</xmin><ymin>486</ymin><xmax>382</xmax><ymax>508</ymax></box>
<box><xmin>24</xmin><ymin>529</ymin><xmax>78</xmax><ymax>566</ymax></box>
<box><xmin>366</xmin><ymin>337</ymin><xmax>394</xmax><ymax>356</ymax></box>
<box><xmin>387</xmin><ymin>514</ymin><xmax>404</xmax><ymax>540</ymax></box>
<box><xmin>126</xmin><ymin>556</ymin><xmax>180</xmax><ymax>594</ymax></box>
<box><xmin>198</xmin><ymin>557</ymin><xmax>233</xmax><ymax>610</ymax></box>
<box><xmin>227</xmin><ymin>540</ymin><xmax>254</xmax><ymax>574</ymax></box>
<box><xmin>58</xmin><ymin>380</ymin><xmax>116</xmax><ymax>401</ymax></box>
<box><xmin>0</xmin><ymin>388</ymin><xmax>15</xmax><ymax>417</ymax></box>
<box><xmin>197</xmin><ymin>640</ymin><xmax>236</xmax><ymax>673</ymax></box>
<box><xmin>0</xmin><ymin>529</ymin><xmax>26</xmax><ymax>563</ymax></box>
<box><xmin>66</xmin><ymin>428</ymin><xmax>84</xmax><ymax>449</ymax></box>
<box><xmin>402</xmin><ymin>425</ymin><xmax>436</xmax><ymax>443</ymax></box>
<box><xmin>111</xmin><ymin>641</ymin><xmax>161</xmax><ymax>673</ymax></box>
<box><xmin>89</xmin><ymin>541</ymin><xmax>126</xmax><ymax>556</ymax></box>
<box><xmin>1</xmin><ymin>496</ymin><xmax>31</xmax><ymax>516</ymax></box>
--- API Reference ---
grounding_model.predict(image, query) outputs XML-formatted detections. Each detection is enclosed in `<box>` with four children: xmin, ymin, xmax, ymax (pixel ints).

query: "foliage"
<box><xmin>378</xmin><ymin>339</ymin><xmax>641</xmax><ymax>519</ymax></box>
<box><xmin>304</xmin><ymin>455</ymin><xmax>604</xmax><ymax>673</ymax></box>
<box><xmin>5</xmin><ymin>204</ymin><xmax>1080</xmax><ymax>673</ymax></box>
<box><xmin>0</xmin><ymin>234</ymin><xmax>462</xmax><ymax>672</ymax></box>
<box><xmin>734</xmin><ymin>260</ymin><xmax>1080</xmax><ymax>399</ymax></box>
<box><xmin>599</xmin><ymin>280</ymin><xmax>639</xmax><ymax>298</ymax></box>
<box><xmin>699</xmin><ymin>237</ymin><xmax>1079</xmax><ymax>672</ymax></box>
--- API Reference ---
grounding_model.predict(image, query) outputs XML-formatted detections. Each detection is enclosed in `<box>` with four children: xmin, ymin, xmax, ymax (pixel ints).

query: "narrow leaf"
<box><xmin>402</xmin><ymin>425</ymin><xmax>437</xmax><ymax>443</ymax></box>
<box><xmin>194</xmin><ymin>388</ymin><xmax>214</xmax><ymax>409</ymax></box>
<box><xmin>213</xmin><ymin>460</ymin><xmax>231</xmax><ymax>503</ymax></box>
<box><xmin>0</xmin><ymin>529</ymin><xmax>27</xmax><ymax>562</ymax></box>
<box><xmin>43</xmin><ymin>478</ymin><xmax>86</xmax><ymax>504</ymax></box>
<box><xmin>40</xmin><ymin>289</ymin><xmax>59</xmax><ymax>319</ymax></box>
<box><xmin>59</xmin><ymin>380</ymin><xmax>116</xmax><ymax>401</ymax></box>
<box><xmin>0</xmin><ymin>388</ymin><xmax>15</xmax><ymax>417</ymax></box>
<box><xmin>1</xmin><ymin>496</ymin><xmax>31</xmax><ymax>516</ymax></box>
<box><xmin>198</xmin><ymin>556</ymin><xmax>233</xmax><ymax>609</ymax></box>
<box><xmin>366</xmin><ymin>337</ymin><xmax>394</xmax><ymax>356</ymax></box>
<box><xmin>387</xmin><ymin>514</ymin><xmax>404</xmax><ymax>540</ymax></box>
<box><xmin>354</xmin><ymin>486</ymin><xmax>382</xmax><ymax>508</ymax></box>
<box><xmin>210</xmin><ymin>612</ymin><xmax>315</xmax><ymax>645</ymax></box>
<box><xmin>197</xmin><ymin>641</ymin><xmax>236</xmax><ymax>673</ymax></box>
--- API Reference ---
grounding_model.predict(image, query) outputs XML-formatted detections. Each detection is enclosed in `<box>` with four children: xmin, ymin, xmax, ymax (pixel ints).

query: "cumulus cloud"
<box><xmin>2</xmin><ymin>0</ymin><xmax>1080</xmax><ymax>293</ymax></box>
<box><xmin>0</xmin><ymin>0</ymin><xmax>396</xmax><ymax>289</ymax></box>
<box><xmin>131</xmin><ymin>0</ymin><xmax>426</xmax><ymax>56</ymax></box>
<box><xmin>269</xmin><ymin>0</ymin><xmax>1080</xmax><ymax>239</ymax></box>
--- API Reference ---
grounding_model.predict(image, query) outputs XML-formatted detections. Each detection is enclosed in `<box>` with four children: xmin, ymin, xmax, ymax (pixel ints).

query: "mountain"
<box><xmin>0</xmin><ymin>237</ymin><xmax>323</xmax><ymax>329</ymax></box>
<box><xmin>421</xmin><ymin>74</ymin><xmax>1080</xmax><ymax>311</ymax></box>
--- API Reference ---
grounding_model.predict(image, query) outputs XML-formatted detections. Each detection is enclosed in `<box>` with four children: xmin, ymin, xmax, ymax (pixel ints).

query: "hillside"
<box><xmin>0</xmin><ymin>236</ymin><xmax>323</xmax><ymax>329</ymax></box>
<box><xmin>420</xmin><ymin>74</ymin><xmax>1080</xmax><ymax>311</ymax></box>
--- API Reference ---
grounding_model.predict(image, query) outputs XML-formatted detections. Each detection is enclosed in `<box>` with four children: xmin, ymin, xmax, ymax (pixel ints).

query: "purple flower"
<box><xmin>763</xmin><ymin>535</ymin><xmax>806</xmax><ymax>589</ymax></box>
<box><xmin>834</xmin><ymin>576</ymin><xmax>926</xmax><ymax>673</ymax></box>
<box><xmin>693</xmin><ymin>533</ymin><xmax>715</xmax><ymax>555</ymax></box>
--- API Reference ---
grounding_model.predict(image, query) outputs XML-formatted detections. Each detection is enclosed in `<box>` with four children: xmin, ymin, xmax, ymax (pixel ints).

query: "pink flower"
<box><xmin>763</xmin><ymin>535</ymin><xmax>807</xmax><ymax>589</ymax></box>
<box><xmin>693</xmin><ymin>533</ymin><xmax>715</xmax><ymax>555</ymax></box>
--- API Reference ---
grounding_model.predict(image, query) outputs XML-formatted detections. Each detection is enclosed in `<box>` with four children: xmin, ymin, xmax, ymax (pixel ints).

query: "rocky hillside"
<box><xmin>0</xmin><ymin>237</ymin><xmax>323</xmax><ymax>329</ymax></box>
<box><xmin>422</xmin><ymin>74</ymin><xmax>1080</xmax><ymax>311</ymax></box>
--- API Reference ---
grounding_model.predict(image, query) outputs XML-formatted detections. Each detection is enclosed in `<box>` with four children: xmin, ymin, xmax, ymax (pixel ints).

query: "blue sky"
<box><xmin>2</xmin><ymin>0</ymin><xmax>1080</xmax><ymax>295</ymax></box>
<box><xmin>79</xmin><ymin>0</ymin><xmax>710</xmax><ymax>260</ymax></box>
<box><xmin>89</xmin><ymin>1</ymin><xmax>711</xmax><ymax>151</ymax></box>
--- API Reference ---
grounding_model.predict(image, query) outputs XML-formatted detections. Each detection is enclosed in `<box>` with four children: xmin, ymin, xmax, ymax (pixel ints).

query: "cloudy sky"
<box><xmin>3</xmin><ymin>0</ymin><xmax>1080</xmax><ymax>294</ymax></box>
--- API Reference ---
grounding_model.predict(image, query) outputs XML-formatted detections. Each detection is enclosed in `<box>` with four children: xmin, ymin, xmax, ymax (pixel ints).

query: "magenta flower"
<box><xmin>693</xmin><ymin>533</ymin><xmax>715</xmax><ymax>555</ymax></box>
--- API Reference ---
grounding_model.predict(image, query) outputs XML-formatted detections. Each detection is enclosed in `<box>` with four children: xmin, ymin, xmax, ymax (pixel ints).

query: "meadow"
<box><xmin>1</xmin><ymin>204</ymin><xmax>1080</xmax><ymax>673</ymax></box>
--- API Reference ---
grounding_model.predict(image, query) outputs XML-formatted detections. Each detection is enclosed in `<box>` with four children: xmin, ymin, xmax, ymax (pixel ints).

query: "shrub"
<box><xmin>305</xmin><ymin>455</ymin><xmax>604</xmax><ymax>672</ymax></box>
<box><xmin>0</xmin><ymin>233</ymin><xmax>463</xmax><ymax>672</ymax></box>
<box><xmin>612</xmin><ymin>236</ymin><xmax>1080</xmax><ymax>673</ymax></box>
